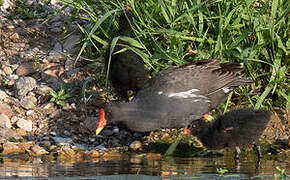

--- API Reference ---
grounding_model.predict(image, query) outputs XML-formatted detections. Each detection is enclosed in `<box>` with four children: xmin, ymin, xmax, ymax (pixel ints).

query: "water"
<box><xmin>0</xmin><ymin>154</ymin><xmax>289</xmax><ymax>179</ymax></box>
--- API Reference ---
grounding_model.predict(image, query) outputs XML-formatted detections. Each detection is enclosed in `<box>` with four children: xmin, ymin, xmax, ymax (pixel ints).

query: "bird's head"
<box><xmin>96</xmin><ymin>108</ymin><xmax>107</xmax><ymax>135</ymax></box>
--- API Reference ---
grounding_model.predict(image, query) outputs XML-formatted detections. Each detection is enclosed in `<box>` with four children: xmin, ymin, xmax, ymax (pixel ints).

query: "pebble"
<box><xmin>16</xmin><ymin>118</ymin><xmax>33</xmax><ymax>132</ymax></box>
<box><xmin>63</xmin><ymin>130</ymin><xmax>70</xmax><ymax>136</ymax></box>
<box><xmin>14</xmin><ymin>76</ymin><xmax>37</xmax><ymax>98</ymax></box>
<box><xmin>0</xmin><ymin>90</ymin><xmax>9</xmax><ymax>99</ymax></box>
<box><xmin>129</xmin><ymin>141</ymin><xmax>142</xmax><ymax>151</ymax></box>
<box><xmin>0</xmin><ymin>114</ymin><xmax>12</xmax><ymax>128</ymax></box>
<box><xmin>26</xmin><ymin>110</ymin><xmax>34</xmax><ymax>116</ymax></box>
<box><xmin>16</xmin><ymin>62</ymin><xmax>37</xmax><ymax>76</ymax></box>
<box><xmin>50</xmin><ymin>131</ymin><xmax>57</xmax><ymax>136</ymax></box>
<box><xmin>89</xmin><ymin>137</ymin><xmax>96</xmax><ymax>142</ymax></box>
<box><xmin>20</xmin><ymin>95</ymin><xmax>37</xmax><ymax>109</ymax></box>
<box><xmin>30</xmin><ymin>144</ymin><xmax>48</xmax><ymax>156</ymax></box>
<box><xmin>52</xmin><ymin>136</ymin><xmax>73</xmax><ymax>144</ymax></box>
<box><xmin>0</xmin><ymin>103</ymin><xmax>13</xmax><ymax>118</ymax></box>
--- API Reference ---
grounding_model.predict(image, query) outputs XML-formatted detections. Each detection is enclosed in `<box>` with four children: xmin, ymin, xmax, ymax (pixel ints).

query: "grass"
<box><xmin>58</xmin><ymin>0</ymin><xmax>289</xmax><ymax>111</ymax></box>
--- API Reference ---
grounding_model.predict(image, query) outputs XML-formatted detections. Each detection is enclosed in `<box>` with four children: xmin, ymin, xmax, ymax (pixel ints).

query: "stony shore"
<box><xmin>0</xmin><ymin>0</ymin><xmax>289</xmax><ymax>160</ymax></box>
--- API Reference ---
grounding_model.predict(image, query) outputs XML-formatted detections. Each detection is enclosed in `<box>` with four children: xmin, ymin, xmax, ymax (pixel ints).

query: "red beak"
<box><xmin>96</xmin><ymin>108</ymin><xmax>107</xmax><ymax>135</ymax></box>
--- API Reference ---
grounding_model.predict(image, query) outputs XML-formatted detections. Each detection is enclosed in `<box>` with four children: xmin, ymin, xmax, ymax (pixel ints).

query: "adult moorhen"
<box><xmin>105</xmin><ymin>5</ymin><xmax>149</xmax><ymax>100</ymax></box>
<box><xmin>96</xmin><ymin>59</ymin><xmax>253</xmax><ymax>134</ymax></box>
<box><xmin>190</xmin><ymin>108</ymin><xmax>271</xmax><ymax>159</ymax></box>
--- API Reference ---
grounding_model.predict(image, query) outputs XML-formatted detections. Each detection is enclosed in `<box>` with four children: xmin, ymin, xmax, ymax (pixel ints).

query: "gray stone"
<box><xmin>63</xmin><ymin>34</ymin><xmax>81</xmax><ymax>53</ymax></box>
<box><xmin>53</xmin><ymin>42</ymin><xmax>62</xmax><ymax>52</ymax></box>
<box><xmin>0</xmin><ymin>114</ymin><xmax>11</xmax><ymax>128</ymax></box>
<box><xmin>16</xmin><ymin>118</ymin><xmax>33</xmax><ymax>132</ymax></box>
<box><xmin>14</xmin><ymin>77</ymin><xmax>37</xmax><ymax>98</ymax></box>
<box><xmin>52</xmin><ymin>136</ymin><xmax>73</xmax><ymax>144</ymax></box>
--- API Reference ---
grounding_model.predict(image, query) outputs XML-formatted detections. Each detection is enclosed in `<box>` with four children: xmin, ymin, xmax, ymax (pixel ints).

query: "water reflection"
<box><xmin>0</xmin><ymin>154</ymin><xmax>289</xmax><ymax>179</ymax></box>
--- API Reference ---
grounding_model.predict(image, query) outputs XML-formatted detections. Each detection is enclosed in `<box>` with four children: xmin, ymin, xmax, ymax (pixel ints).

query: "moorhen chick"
<box><xmin>105</xmin><ymin>5</ymin><xmax>149</xmax><ymax>100</ymax></box>
<box><xmin>190</xmin><ymin>108</ymin><xmax>271</xmax><ymax>159</ymax></box>
<box><xmin>96</xmin><ymin>59</ymin><xmax>253</xmax><ymax>134</ymax></box>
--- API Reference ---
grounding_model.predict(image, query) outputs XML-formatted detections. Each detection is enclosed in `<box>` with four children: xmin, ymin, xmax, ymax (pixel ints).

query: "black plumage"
<box><xmin>190</xmin><ymin>108</ymin><xmax>271</xmax><ymax>159</ymax></box>
<box><xmin>105</xmin><ymin>7</ymin><xmax>149</xmax><ymax>100</ymax></box>
<box><xmin>98</xmin><ymin>59</ymin><xmax>253</xmax><ymax>133</ymax></box>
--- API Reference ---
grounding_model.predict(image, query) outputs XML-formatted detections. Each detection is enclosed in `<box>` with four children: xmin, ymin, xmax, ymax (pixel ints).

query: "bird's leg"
<box><xmin>253</xmin><ymin>143</ymin><xmax>263</xmax><ymax>159</ymax></box>
<box><xmin>234</xmin><ymin>146</ymin><xmax>241</xmax><ymax>159</ymax></box>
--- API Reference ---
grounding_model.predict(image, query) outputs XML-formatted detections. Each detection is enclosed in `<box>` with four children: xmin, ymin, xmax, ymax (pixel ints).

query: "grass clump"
<box><xmin>59</xmin><ymin>0</ymin><xmax>289</xmax><ymax>111</ymax></box>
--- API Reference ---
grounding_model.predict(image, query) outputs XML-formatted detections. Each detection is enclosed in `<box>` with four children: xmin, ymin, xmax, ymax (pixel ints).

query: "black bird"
<box><xmin>190</xmin><ymin>108</ymin><xmax>271</xmax><ymax>159</ymax></box>
<box><xmin>96</xmin><ymin>59</ymin><xmax>253</xmax><ymax>134</ymax></box>
<box><xmin>105</xmin><ymin>5</ymin><xmax>149</xmax><ymax>100</ymax></box>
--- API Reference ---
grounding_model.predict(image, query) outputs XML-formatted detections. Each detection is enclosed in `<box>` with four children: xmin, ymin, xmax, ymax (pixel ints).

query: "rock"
<box><xmin>30</xmin><ymin>144</ymin><xmax>49</xmax><ymax>156</ymax></box>
<box><xmin>18</xmin><ymin>141</ymin><xmax>35</xmax><ymax>151</ymax></box>
<box><xmin>0</xmin><ymin>90</ymin><xmax>9</xmax><ymax>99</ymax></box>
<box><xmin>20</xmin><ymin>95</ymin><xmax>37</xmax><ymax>109</ymax></box>
<box><xmin>102</xmin><ymin>152</ymin><xmax>122</xmax><ymax>161</ymax></box>
<box><xmin>15</xmin><ymin>128</ymin><xmax>27</xmax><ymax>136</ymax></box>
<box><xmin>14</xmin><ymin>77</ymin><xmax>37</xmax><ymax>98</ymax></box>
<box><xmin>0</xmin><ymin>114</ymin><xmax>12</xmax><ymax>128</ymax></box>
<box><xmin>52</xmin><ymin>136</ymin><xmax>73</xmax><ymax>144</ymax></box>
<box><xmin>2</xmin><ymin>64</ymin><xmax>13</xmax><ymax>75</ymax></box>
<box><xmin>50</xmin><ymin>131</ymin><xmax>57</xmax><ymax>136</ymax></box>
<box><xmin>53</xmin><ymin>42</ymin><xmax>62</xmax><ymax>52</ymax></box>
<box><xmin>102</xmin><ymin>129</ymin><xmax>114</xmax><ymax>136</ymax></box>
<box><xmin>48</xmin><ymin>50</ymin><xmax>65</xmax><ymax>62</ymax></box>
<box><xmin>58</xmin><ymin>146</ymin><xmax>75</xmax><ymax>158</ymax></box>
<box><xmin>0</xmin><ymin>127</ymin><xmax>23</xmax><ymax>139</ymax></box>
<box><xmin>1</xmin><ymin>142</ymin><xmax>25</xmax><ymax>155</ymax></box>
<box><xmin>145</xmin><ymin>153</ymin><xmax>162</xmax><ymax>160</ymax></box>
<box><xmin>16</xmin><ymin>62</ymin><xmax>37</xmax><ymax>76</ymax></box>
<box><xmin>130</xmin><ymin>140</ymin><xmax>142</xmax><ymax>151</ymax></box>
<box><xmin>0</xmin><ymin>103</ymin><xmax>13</xmax><ymax>118</ymax></box>
<box><xmin>40</xmin><ymin>140</ymin><xmax>51</xmax><ymax>148</ymax></box>
<box><xmin>26</xmin><ymin>110</ymin><xmax>34</xmax><ymax>116</ymax></box>
<box><xmin>63</xmin><ymin>34</ymin><xmax>81</xmax><ymax>54</ymax></box>
<box><xmin>76</xmin><ymin>151</ymin><xmax>89</xmax><ymax>160</ymax></box>
<box><xmin>83</xmin><ymin>117</ymin><xmax>97</xmax><ymax>132</ymax></box>
<box><xmin>63</xmin><ymin>130</ymin><xmax>70</xmax><ymax>136</ymax></box>
<box><xmin>35</xmin><ymin>84</ymin><xmax>53</xmax><ymax>96</ymax></box>
<box><xmin>89</xmin><ymin>150</ymin><xmax>100</xmax><ymax>158</ymax></box>
<box><xmin>16</xmin><ymin>118</ymin><xmax>33</xmax><ymax>132</ymax></box>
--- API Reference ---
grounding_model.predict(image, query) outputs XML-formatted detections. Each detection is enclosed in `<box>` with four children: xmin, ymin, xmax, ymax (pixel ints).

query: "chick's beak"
<box><xmin>96</xmin><ymin>108</ymin><xmax>107</xmax><ymax>135</ymax></box>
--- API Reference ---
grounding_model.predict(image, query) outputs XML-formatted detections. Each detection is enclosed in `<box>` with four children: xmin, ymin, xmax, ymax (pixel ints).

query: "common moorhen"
<box><xmin>105</xmin><ymin>5</ymin><xmax>149</xmax><ymax>100</ymax></box>
<box><xmin>96</xmin><ymin>59</ymin><xmax>253</xmax><ymax>134</ymax></box>
<box><xmin>190</xmin><ymin>108</ymin><xmax>271</xmax><ymax>159</ymax></box>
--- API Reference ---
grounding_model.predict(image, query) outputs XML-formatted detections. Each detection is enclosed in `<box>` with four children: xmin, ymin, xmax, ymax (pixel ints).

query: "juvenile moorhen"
<box><xmin>190</xmin><ymin>108</ymin><xmax>271</xmax><ymax>159</ymax></box>
<box><xmin>105</xmin><ymin>6</ymin><xmax>149</xmax><ymax>100</ymax></box>
<box><xmin>96</xmin><ymin>59</ymin><xmax>253</xmax><ymax>134</ymax></box>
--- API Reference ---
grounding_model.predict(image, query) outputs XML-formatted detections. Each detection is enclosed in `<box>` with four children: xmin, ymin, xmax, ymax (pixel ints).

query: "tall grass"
<box><xmin>59</xmin><ymin>0</ymin><xmax>289</xmax><ymax>110</ymax></box>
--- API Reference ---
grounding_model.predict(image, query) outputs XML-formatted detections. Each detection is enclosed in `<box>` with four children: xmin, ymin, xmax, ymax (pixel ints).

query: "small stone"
<box><xmin>53</xmin><ymin>42</ymin><xmax>62</xmax><ymax>52</ymax></box>
<box><xmin>83</xmin><ymin>117</ymin><xmax>97</xmax><ymax>132</ymax></box>
<box><xmin>16</xmin><ymin>62</ymin><xmax>37</xmax><ymax>76</ymax></box>
<box><xmin>58</xmin><ymin>146</ymin><xmax>75</xmax><ymax>158</ymax></box>
<box><xmin>63</xmin><ymin>130</ymin><xmax>70</xmax><ymax>136</ymax></box>
<box><xmin>8</xmin><ymin>74</ymin><xmax>19</xmax><ymax>80</ymax></box>
<box><xmin>102</xmin><ymin>152</ymin><xmax>122</xmax><ymax>161</ymax></box>
<box><xmin>102</xmin><ymin>129</ymin><xmax>114</xmax><ymax>136</ymax></box>
<box><xmin>0</xmin><ymin>127</ymin><xmax>23</xmax><ymax>139</ymax></box>
<box><xmin>18</xmin><ymin>141</ymin><xmax>35</xmax><ymax>151</ymax></box>
<box><xmin>113</xmin><ymin>127</ymin><xmax>119</xmax><ymax>133</ymax></box>
<box><xmin>40</xmin><ymin>140</ymin><xmax>51</xmax><ymax>148</ymax></box>
<box><xmin>16</xmin><ymin>118</ymin><xmax>33</xmax><ymax>132</ymax></box>
<box><xmin>15</xmin><ymin>128</ymin><xmax>27</xmax><ymax>136</ymax></box>
<box><xmin>41</xmin><ymin>102</ymin><xmax>55</xmax><ymax>110</ymax></box>
<box><xmin>34</xmin><ymin>84</ymin><xmax>53</xmax><ymax>96</ymax></box>
<box><xmin>63</xmin><ymin>34</ymin><xmax>82</xmax><ymax>53</ymax></box>
<box><xmin>130</xmin><ymin>140</ymin><xmax>142</xmax><ymax>151</ymax></box>
<box><xmin>20</xmin><ymin>95</ymin><xmax>37</xmax><ymax>109</ymax></box>
<box><xmin>0</xmin><ymin>114</ymin><xmax>12</xmax><ymax>128</ymax></box>
<box><xmin>89</xmin><ymin>137</ymin><xmax>96</xmax><ymax>142</ymax></box>
<box><xmin>14</xmin><ymin>77</ymin><xmax>37</xmax><ymax>98</ymax></box>
<box><xmin>2</xmin><ymin>65</ymin><xmax>13</xmax><ymax>75</ymax></box>
<box><xmin>52</xmin><ymin>136</ymin><xmax>72</xmax><ymax>144</ymax></box>
<box><xmin>89</xmin><ymin>150</ymin><xmax>100</xmax><ymax>158</ymax></box>
<box><xmin>30</xmin><ymin>144</ymin><xmax>48</xmax><ymax>156</ymax></box>
<box><xmin>0</xmin><ymin>103</ymin><xmax>13</xmax><ymax>118</ymax></box>
<box><xmin>1</xmin><ymin>142</ymin><xmax>25</xmax><ymax>155</ymax></box>
<box><xmin>48</xmin><ymin>50</ymin><xmax>65</xmax><ymax>62</ymax></box>
<box><xmin>0</xmin><ymin>90</ymin><xmax>9</xmax><ymax>100</ymax></box>
<box><xmin>26</xmin><ymin>110</ymin><xmax>34</xmax><ymax>116</ymax></box>
<box><xmin>50</xmin><ymin>131</ymin><xmax>57</xmax><ymax>136</ymax></box>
